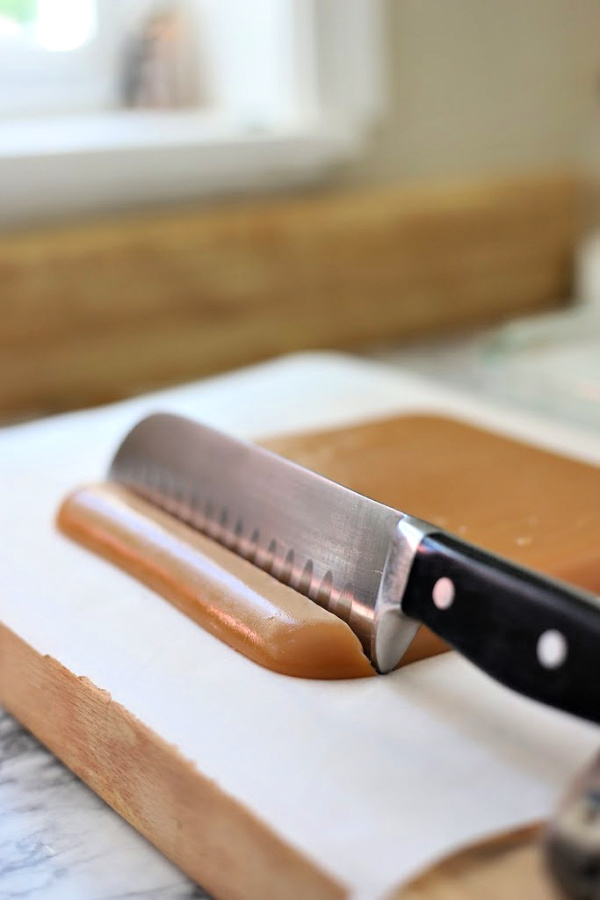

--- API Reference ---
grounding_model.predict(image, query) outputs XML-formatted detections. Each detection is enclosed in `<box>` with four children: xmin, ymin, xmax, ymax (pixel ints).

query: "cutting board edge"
<box><xmin>0</xmin><ymin>620</ymin><xmax>348</xmax><ymax>900</ymax></box>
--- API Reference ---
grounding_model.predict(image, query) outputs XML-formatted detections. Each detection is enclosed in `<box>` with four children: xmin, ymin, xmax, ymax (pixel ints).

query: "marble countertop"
<box><xmin>0</xmin><ymin>709</ymin><xmax>212</xmax><ymax>899</ymax></box>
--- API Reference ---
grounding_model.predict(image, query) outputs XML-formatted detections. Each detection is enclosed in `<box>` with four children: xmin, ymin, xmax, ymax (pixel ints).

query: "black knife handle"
<box><xmin>401</xmin><ymin>533</ymin><xmax>600</xmax><ymax>724</ymax></box>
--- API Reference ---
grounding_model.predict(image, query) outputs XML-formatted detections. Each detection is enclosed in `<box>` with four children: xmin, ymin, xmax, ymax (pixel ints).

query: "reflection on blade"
<box><xmin>109</xmin><ymin>413</ymin><xmax>402</xmax><ymax>653</ymax></box>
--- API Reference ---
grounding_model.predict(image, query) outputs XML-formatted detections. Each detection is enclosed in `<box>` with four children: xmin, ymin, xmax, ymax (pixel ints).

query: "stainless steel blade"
<box><xmin>109</xmin><ymin>413</ymin><xmax>429</xmax><ymax>669</ymax></box>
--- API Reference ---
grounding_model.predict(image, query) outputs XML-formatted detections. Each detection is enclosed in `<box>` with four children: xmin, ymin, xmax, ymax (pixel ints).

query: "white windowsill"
<box><xmin>0</xmin><ymin>109</ymin><xmax>341</xmax><ymax>156</ymax></box>
<box><xmin>0</xmin><ymin>109</ymin><xmax>360</xmax><ymax>229</ymax></box>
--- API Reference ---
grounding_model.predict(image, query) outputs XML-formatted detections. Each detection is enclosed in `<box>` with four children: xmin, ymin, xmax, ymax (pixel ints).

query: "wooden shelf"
<box><xmin>0</xmin><ymin>171</ymin><xmax>579</xmax><ymax>416</ymax></box>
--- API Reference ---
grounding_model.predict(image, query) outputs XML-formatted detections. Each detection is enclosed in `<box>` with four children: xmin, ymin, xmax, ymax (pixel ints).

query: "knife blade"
<box><xmin>109</xmin><ymin>413</ymin><xmax>600</xmax><ymax>724</ymax></box>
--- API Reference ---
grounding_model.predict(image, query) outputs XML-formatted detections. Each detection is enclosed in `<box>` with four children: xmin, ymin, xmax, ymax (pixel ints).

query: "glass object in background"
<box><xmin>120</xmin><ymin>3</ymin><xmax>201</xmax><ymax>109</ymax></box>
<box><xmin>482</xmin><ymin>235</ymin><xmax>600</xmax><ymax>431</ymax></box>
<box><xmin>482</xmin><ymin>79</ymin><xmax>600</xmax><ymax>432</ymax></box>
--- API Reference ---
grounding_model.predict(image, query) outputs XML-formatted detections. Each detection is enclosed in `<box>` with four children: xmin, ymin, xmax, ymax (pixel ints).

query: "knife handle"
<box><xmin>401</xmin><ymin>533</ymin><xmax>600</xmax><ymax>724</ymax></box>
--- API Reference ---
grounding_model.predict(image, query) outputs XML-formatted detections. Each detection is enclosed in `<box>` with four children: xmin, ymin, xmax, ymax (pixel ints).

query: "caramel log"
<box><xmin>57</xmin><ymin>483</ymin><xmax>376</xmax><ymax>680</ymax></box>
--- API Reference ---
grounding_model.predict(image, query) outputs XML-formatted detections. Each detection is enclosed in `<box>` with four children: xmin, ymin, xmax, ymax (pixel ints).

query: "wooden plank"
<box><xmin>0</xmin><ymin>172</ymin><xmax>579</xmax><ymax>416</ymax></box>
<box><xmin>394</xmin><ymin>825</ymin><xmax>552</xmax><ymax>900</ymax></box>
<box><xmin>0</xmin><ymin>624</ymin><xmax>346</xmax><ymax>900</ymax></box>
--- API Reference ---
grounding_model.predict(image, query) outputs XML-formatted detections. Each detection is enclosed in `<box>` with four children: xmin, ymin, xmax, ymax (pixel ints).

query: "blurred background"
<box><xmin>1</xmin><ymin>0</ymin><xmax>599</xmax><ymax>429</ymax></box>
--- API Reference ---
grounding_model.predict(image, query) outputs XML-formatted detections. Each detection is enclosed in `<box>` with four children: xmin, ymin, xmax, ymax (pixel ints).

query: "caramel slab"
<box><xmin>266</xmin><ymin>415</ymin><xmax>600</xmax><ymax>593</ymax></box>
<box><xmin>58</xmin><ymin>483</ymin><xmax>375</xmax><ymax>680</ymax></box>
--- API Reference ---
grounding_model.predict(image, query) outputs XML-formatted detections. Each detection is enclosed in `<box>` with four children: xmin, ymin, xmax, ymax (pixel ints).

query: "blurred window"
<box><xmin>0</xmin><ymin>0</ymin><xmax>104</xmax><ymax>117</ymax></box>
<box><xmin>0</xmin><ymin>0</ymin><xmax>96</xmax><ymax>51</ymax></box>
<box><xmin>0</xmin><ymin>0</ymin><xmax>382</xmax><ymax>226</ymax></box>
<box><xmin>0</xmin><ymin>0</ymin><xmax>302</xmax><ymax>121</ymax></box>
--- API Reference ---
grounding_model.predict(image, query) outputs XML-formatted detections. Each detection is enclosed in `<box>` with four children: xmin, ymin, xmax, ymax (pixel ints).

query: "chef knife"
<box><xmin>109</xmin><ymin>412</ymin><xmax>600</xmax><ymax>724</ymax></box>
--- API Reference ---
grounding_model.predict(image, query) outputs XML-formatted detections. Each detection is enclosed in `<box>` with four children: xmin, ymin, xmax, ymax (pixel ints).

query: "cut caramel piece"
<box><xmin>57</xmin><ymin>483</ymin><xmax>376</xmax><ymax>679</ymax></box>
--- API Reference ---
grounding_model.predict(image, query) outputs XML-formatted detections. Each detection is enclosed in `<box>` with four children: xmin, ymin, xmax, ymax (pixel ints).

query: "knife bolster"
<box><xmin>372</xmin><ymin>516</ymin><xmax>437</xmax><ymax>673</ymax></box>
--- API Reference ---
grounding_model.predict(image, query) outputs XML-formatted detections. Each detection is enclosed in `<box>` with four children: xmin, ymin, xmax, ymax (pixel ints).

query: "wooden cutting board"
<box><xmin>393</xmin><ymin>824</ymin><xmax>553</xmax><ymax>900</ymax></box>
<box><xmin>1</xmin><ymin>405</ymin><xmax>599</xmax><ymax>899</ymax></box>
